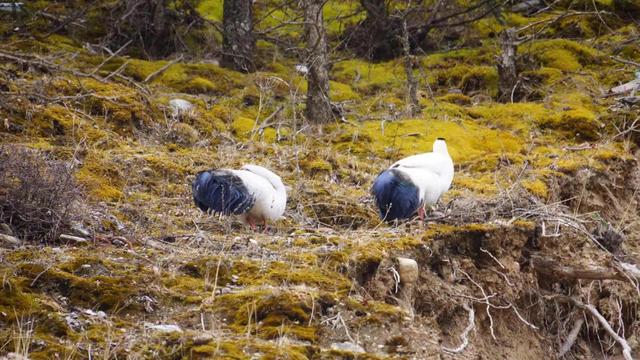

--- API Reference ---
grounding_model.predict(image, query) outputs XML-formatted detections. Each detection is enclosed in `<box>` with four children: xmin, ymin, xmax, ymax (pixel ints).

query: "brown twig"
<box><xmin>143</xmin><ymin>54</ymin><xmax>184</xmax><ymax>83</ymax></box>
<box><xmin>545</xmin><ymin>294</ymin><xmax>633</xmax><ymax>360</ymax></box>
<box><xmin>531</xmin><ymin>255</ymin><xmax>629</xmax><ymax>282</ymax></box>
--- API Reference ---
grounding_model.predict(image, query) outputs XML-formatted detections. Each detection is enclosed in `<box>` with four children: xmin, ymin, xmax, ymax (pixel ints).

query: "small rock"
<box><xmin>145</xmin><ymin>323</ymin><xmax>183</xmax><ymax>333</ymax></box>
<box><xmin>330</xmin><ymin>342</ymin><xmax>365</xmax><ymax>354</ymax></box>
<box><xmin>169</xmin><ymin>98</ymin><xmax>194</xmax><ymax>117</ymax></box>
<box><xmin>65</xmin><ymin>312</ymin><xmax>84</xmax><ymax>331</ymax></box>
<box><xmin>71</xmin><ymin>223</ymin><xmax>91</xmax><ymax>237</ymax></box>
<box><xmin>193</xmin><ymin>334</ymin><xmax>214</xmax><ymax>346</ymax></box>
<box><xmin>620</xmin><ymin>96</ymin><xmax>640</xmax><ymax>106</ymax></box>
<box><xmin>396</xmin><ymin>257</ymin><xmax>419</xmax><ymax>284</ymax></box>
<box><xmin>0</xmin><ymin>234</ymin><xmax>21</xmax><ymax>249</ymax></box>
<box><xmin>0</xmin><ymin>223</ymin><xmax>13</xmax><ymax>235</ymax></box>
<box><xmin>295</xmin><ymin>64</ymin><xmax>308</xmax><ymax>75</ymax></box>
<box><xmin>3</xmin><ymin>352</ymin><xmax>29</xmax><ymax>360</ymax></box>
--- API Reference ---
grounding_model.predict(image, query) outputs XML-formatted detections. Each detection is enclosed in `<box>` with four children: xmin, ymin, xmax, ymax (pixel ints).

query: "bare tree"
<box><xmin>348</xmin><ymin>0</ymin><xmax>505</xmax><ymax>61</ymax></box>
<box><xmin>222</xmin><ymin>0</ymin><xmax>256</xmax><ymax>73</ymax></box>
<box><xmin>400</xmin><ymin>15</ymin><xmax>421</xmax><ymax>116</ymax></box>
<box><xmin>303</xmin><ymin>0</ymin><xmax>333</xmax><ymax>124</ymax></box>
<box><xmin>496</xmin><ymin>28</ymin><xmax>518</xmax><ymax>103</ymax></box>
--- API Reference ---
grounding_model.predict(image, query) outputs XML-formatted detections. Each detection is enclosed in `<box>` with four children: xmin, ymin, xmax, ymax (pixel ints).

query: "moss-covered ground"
<box><xmin>1</xmin><ymin>1</ymin><xmax>640</xmax><ymax>359</ymax></box>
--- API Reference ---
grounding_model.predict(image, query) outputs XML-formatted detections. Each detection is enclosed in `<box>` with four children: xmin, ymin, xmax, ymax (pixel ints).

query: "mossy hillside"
<box><xmin>331</xmin><ymin>117</ymin><xmax>524</xmax><ymax>167</ymax></box>
<box><xmin>3</xmin><ymin>4</ymin><xmax>640</xmax><ymax>359</ymax></box>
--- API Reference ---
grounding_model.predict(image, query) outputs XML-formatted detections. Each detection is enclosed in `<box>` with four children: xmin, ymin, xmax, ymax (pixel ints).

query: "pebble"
<box><xmin>169</xmin><ymin>99</ymin><xmax>194</xmax><ymax>117</ymax></box>
<box><xmin>295</xmin><ymin>64</ymin><xmax>308</xmax><ymax>75</ymax></box>
<box><xmin>0</xmin><ymin>223</ymin><xmax>13</xmax><ymax>235</ymax></box>
<box><xmin>330</xmin><ymin>342</ymin><xmax>365</xmax><ymax>354</ymax></box>
<box><xmin>0</xmin><ymin>234</ymin><xmax>21</xmax><ymax>249</ymax></box>
<box><xmin>145</xmin><ymin>323</ymin><xmax>183</xmax><ymax>333</ymax></box>
<box><xmin>397</xmin><ymin>257</ymin><xmax>419</xmax><ymax>284</ymax></box>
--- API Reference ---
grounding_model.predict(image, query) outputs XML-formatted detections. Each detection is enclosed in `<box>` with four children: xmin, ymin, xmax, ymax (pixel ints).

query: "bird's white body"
<box><xmin>392</xmin><ymin>139</ymin><xmax>454</xmax><ymax>208</ymax></box>
<box><xmin>231</xmin><ymin>165</ymin><xmax>287</xmax><ymax>225</ymax></box>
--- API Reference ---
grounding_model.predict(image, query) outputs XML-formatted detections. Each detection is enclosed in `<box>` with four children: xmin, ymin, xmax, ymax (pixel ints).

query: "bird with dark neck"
<box><xmin>372</xmin><ymin>138</ymin><xmax>454</xmax><ymax>222</ymax></box>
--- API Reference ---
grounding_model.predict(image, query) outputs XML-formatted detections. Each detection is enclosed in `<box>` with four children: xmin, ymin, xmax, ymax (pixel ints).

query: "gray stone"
<box><xmin>0</xmin><ymin>234</ymin><xmax>21</xmax><ymax>248</ymax></box>
<box><xmin>0</xmin><ymin>223</ymin><xmax>13</xmax><ymax>235</ymax></box>
<box><xmin>169</xmin><ymin>99</ymin><xmax>194</xmax><ymax>117</ymax></box>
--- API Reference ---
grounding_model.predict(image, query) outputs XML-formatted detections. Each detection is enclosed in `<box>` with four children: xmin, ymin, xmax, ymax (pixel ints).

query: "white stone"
<box><xmin>295</xmin><ymin>64</ymin><xmax>308</xmax><ymax>75</ymax></box>
<box><xmin>330</xmin><ymin>342</ymin><xmax>365</xmax><ymax>354</ymax></box>
<box><xmin>168</xmin><ymin>99</ymin><xmax>194</xmax><ymax>117</ymax></box>
<box><xmin>397</xmin><ymin>257</ymin><xmax>419</xmax><ymax>284</ymax></box>
<box><xmin>145</xmin><ymin>323</ymin><xmax>183</xmax><ymax>333</ymax></box>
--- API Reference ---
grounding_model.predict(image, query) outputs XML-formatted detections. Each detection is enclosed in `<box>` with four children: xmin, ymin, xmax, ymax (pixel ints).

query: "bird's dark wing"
<box><xmin>192</xmin><ymin>170</ymin><xmax>255</xmax><ymax>215</ymax></box>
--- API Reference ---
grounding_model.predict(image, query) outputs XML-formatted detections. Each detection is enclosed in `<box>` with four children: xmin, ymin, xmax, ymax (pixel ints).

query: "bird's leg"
<box><xmin>262</xmin><ymin>217</ymin><xmax>269</xmax><ymax>233</ymax></box>
<box><xmin>248</xmin><ymin>217</ymin><xmax>257</xmax><ymax>231</ymax></box>
<box><xmin>418</xmin><ymin>207</ymin><xmax>425</xmax><ymax>222</ymax></box>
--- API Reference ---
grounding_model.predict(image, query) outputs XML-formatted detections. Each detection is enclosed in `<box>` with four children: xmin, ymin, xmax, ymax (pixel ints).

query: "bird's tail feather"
<box><xmin>371</xmin><ymin>169</ymin><xmax>420</xmax><ymax>221</ymax></box>
<box><xmin>192</xmin><ymin>170</ymin><xmax>255</xmax><ymax>215</ymax></box>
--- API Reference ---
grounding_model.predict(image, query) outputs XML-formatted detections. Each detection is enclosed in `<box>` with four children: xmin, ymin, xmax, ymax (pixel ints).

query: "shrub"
<box><xmin>0</xmin><ymin>146</ymin><xmax>81</xmax><ymax>242</ymax></box>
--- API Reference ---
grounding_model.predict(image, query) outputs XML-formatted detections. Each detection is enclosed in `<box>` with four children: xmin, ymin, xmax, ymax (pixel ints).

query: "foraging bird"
<box><xmin>192</xmin><ymin>164</ymin><xmax>287</xmax><ymax>229</ymax></box>
<box><xmin>372</xmin><ymin>138</ymin><xmax>454</xmax><ymax>222</ymax></box>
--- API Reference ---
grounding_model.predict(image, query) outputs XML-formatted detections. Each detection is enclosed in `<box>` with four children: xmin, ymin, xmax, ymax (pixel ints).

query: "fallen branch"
<box><xmin>531</xmin><ymin>255</ymin><xmax>628</xmax><ymax>282</ymax></box>
<box><xmin>143</xmin><ymin>55</ymin><xmax>183</xmax><ymax>83</ymax></box>
<box><xmin>558</xmin><ymin>317</ymin><xmax>584</xmax><ymax>357</ymax></box>
<box><xmin>442</xmin><ymin>302</ymin><xmax>475</xmax><ymax>354</ymax></box>
<box><xmin>59</xmin><ymin>234</ymin><xmax>88</xmax><ymax>243</ymax></box>
<box><xmin>611</xmin><ymin>55</ymin><xmax>640</xmax><ymax>68</ymax></box>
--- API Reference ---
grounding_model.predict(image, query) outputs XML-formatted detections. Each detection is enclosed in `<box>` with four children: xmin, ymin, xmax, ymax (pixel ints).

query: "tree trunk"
<box><xmin>400</xmin><ymin>17</ymin><xmax>420</xmax><ymax>117</ymax></box>
<box><xmin>221</xmin><ymin>0</ymin><xmax>256</xmax><ymax>73</ymax></box>
<box><xmin>497</xmin><ymin>28</ymin><xmax>518</xmax><ymax>103</ymax></box>
<box><xmin>303</xmin><ymin>0</ymin><xmax>333</xmax><ymax>124</ymax></box>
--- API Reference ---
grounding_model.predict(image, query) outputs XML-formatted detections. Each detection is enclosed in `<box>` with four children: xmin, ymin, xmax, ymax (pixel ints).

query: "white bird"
<box><xmin>192</xmin><ymin>164</ymin><xmax>287</xmax><ymax>230</ymax></box>
<box><xmin>372</xmin><ymin>138</ymin><xmax>454</xmax><ymax>221</ymax></box>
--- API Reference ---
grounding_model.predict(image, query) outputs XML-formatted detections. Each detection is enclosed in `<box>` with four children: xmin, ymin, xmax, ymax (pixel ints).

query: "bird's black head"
<box><xmin>437</xmin><ymin>137</ymin><xmax>446</xmax><ymax>141</ymax></box>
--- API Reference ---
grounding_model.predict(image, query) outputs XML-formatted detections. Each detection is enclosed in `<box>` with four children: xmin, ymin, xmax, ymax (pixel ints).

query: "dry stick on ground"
<box><xmin>442</xmin><ymin>302</ymin><xmax>475</xmax><ymax>354</ymax></box>
<box><xmin>89</xmin><ymin>39</ymin><xmax>133</xmax><ymax>76</ymax></box>
<box><xmin>143</xmin><ymin>54</ymin><xmax>184</xmax><ymax>83</ymax></box>
<box><xmin>545</xmin><ymin>294</ymin><xmax>633</xmax><ymax>360</ymax></box>
<box><xmin>610</xmin><ymin>55</ymin><xmax>640</xmax><ymax>68</ymax></box>
<box><xmin>558</xmin><ymin>317</ymin><xmax>585</xmax><ymax>357</ymax></box>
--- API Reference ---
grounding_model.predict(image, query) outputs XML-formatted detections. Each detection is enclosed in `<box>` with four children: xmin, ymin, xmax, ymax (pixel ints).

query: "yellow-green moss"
<box><xmin>525</xmin><ymin>39</ymin><xmax>600</xmax><ymax>72</ymax></box>
<box><xmin>467</xmin><ymin>102</ymin><xmax>550</xmax><ymax>133</ymax></box>
<box><xmin>75</xmin><ymin>152</ymin><xmax>124</xmax><ymax>201</ymax></box>
<box><xmin>333</xmin><ymin>118</ymin><xmax>523</xmax><ymax>167</ymax></box>
<box><xmin>231</xmin><ymin>116</ymin><xmax>256</xmax><ymax>139</ymax></box>
<box><xmin>333</xmin><ymin>59</ymin><xmax>404</xmax><ymax>94</ymax></box>
<box><xmin>539</xmin><ymin>107</ymin><xmax>601</xmax><ymax>140</ymax></box>
<box><xmin>196</xmin><ymin>0</ymin><xmax>223</xmax><ymax>22</ymax></box>
<box><xmin>429</xmin><ymin>65</ymin><xmax>498</xmax><ymax>96</ymax></box>
<box><xmin>521</xmin><ymin>179</ymin><xmax>549</xmax><ymax>199</ymax></box>
<box><xmin>437</xmin><ymin>93</ymin><xmax>472</xmax><ymax>106</ymax></box>
<box><xmin>300</xmin><ymin>159</ymin><xmax>333</xmax><ymax>175</ymax></box>
<box><xmin>167</xmin><ymin>123</ymin><xmax>199</xmax><ymax>146</ymax></box>
<box><xmin>331</xmin><ymin>81</ymin><xmax>360</xmax><ymax>102</ymax></box>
